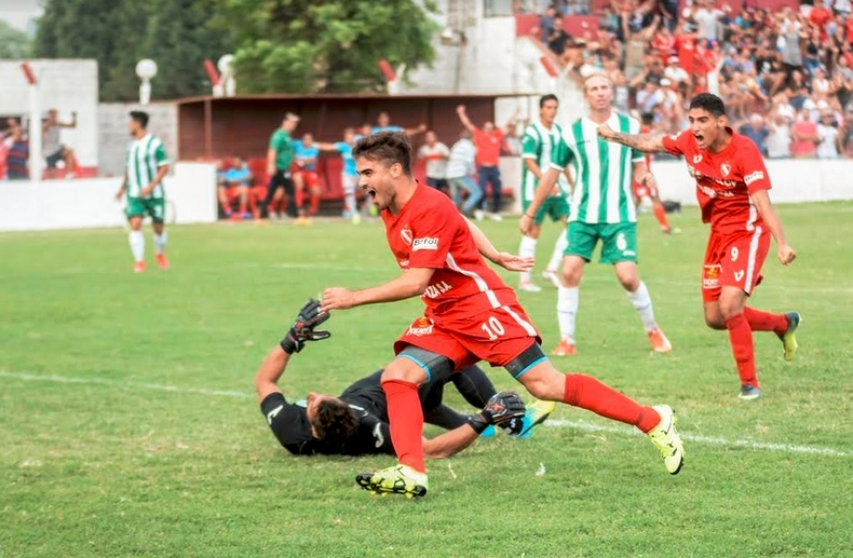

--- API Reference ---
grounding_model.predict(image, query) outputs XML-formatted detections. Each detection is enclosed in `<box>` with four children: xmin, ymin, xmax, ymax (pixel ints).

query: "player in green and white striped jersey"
<box><xmin>520</xmin><ymin>74</ymin><xmax>671</xmax><ymax>356</ymax></box>
<box><xmin>517</xmin><ymin>94</ymin><xmax>574</xmax><ymax>293</ymax></box>
<box><xmin>114</xmin><ymin>111</ymin><xmax>170</xmax><ymax>273</ymax></box>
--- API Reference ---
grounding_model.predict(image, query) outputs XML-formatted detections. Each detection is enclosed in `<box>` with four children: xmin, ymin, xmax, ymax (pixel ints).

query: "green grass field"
<box><xmin>2</xmin><ymin>203</ymin><xmax>852</xmax><ymax>557</ymax></box>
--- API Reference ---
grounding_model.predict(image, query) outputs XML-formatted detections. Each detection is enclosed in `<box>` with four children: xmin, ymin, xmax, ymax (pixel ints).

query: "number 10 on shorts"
<box><xmin>481</xmin><ymin>316</ymin><xmax>506</xmax><ymax>341</ymax></box>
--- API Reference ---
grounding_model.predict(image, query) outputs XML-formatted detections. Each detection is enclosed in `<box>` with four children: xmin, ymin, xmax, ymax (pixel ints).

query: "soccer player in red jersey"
<box><xmin>597</xmin><ymin>93</ymin><xmax>800</xmax><ymax>401</ymax></box>
<box><xmin>321</xmin><ymin>132</ymin><xmax>684</xmax><ymax>498</ymax></box>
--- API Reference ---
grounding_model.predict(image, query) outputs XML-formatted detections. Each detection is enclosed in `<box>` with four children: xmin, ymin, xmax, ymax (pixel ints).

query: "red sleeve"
<box><xmin>661</xmin><ymin>130</ymin><xmax>689</xmax><ymax>156</ymax></box>
<box><xmin>408</xmin><ymin>203</ymin><xmax>459</xmax><ymax>269</ymax></box>
<box><xmin>739</xmin><ymin>141</ymin><xmax>772</xmax><ymax>194</ymax></box>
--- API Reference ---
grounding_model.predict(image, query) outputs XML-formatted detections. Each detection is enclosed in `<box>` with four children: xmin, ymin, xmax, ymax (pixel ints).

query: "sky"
<box><xmin>0</xmin><ymin>0</ymin><xmax>43</xmax><ymax>32</ymax></box>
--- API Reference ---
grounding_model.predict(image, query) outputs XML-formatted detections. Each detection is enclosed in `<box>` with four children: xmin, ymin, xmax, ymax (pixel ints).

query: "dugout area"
<box><xmin>175</xmin><ymin>93</ymin><xmax>514</xmax><ymax>212</ymax></box>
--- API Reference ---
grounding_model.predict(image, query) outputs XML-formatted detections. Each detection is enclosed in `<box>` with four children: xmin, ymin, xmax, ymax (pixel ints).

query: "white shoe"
<box><xmin>473</xmin><ymin>209</ymin><xmax>485</xmax><ymax>221</ymax></box>
<box><xmin>647</xmin><ymin>405</ymin><xmax>684</xmax><ymax>475</ymax></box>
<box><xmin>488</xmin><ymin>212</ymin><xmax>503</xmax><ymax>222</ymax></box>
<box><xmin>541</xmin><ymin>269</ymin><xmax>561</xmax><ymax>288</ymax></box>
<box><xmin>519</xmin><ymin>281</ymin><xmax>542</xmax><ymax>292</ymax></box>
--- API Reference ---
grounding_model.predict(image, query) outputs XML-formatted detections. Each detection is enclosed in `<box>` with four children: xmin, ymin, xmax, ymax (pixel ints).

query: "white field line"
<box><xmin>544</xmin><ymin>419</ymin><xmax>851</xmax><ymax>457</ymax></box>
<box><xmin>2</xmin><ymin>370</ymin><xmax>850</xmax><ymax>458</ymax></box>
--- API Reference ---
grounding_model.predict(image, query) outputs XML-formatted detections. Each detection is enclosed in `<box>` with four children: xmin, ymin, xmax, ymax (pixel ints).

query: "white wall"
<box><xmin>0</xmin><ymin>162</ymin><xmax>217</xmax><ymax>232</ymax></box>
<box><xmin>0</xmin><ymin>59</ymin><xmax>99</xmax><ymax>167</ymax></box>
<box><xmin>98</xmin><ymin>103</ymin><xmax>178</xmax><ymax>178</ymax></box>
<box><xmin>652</xmin><ymin>159</ymin><xmax>853</xmax><ymax>205</ymax></box>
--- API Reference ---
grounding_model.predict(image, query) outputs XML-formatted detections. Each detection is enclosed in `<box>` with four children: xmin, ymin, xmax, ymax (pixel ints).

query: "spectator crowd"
<box><xmin>532</xmin><ymin>0</ymin><xmax>853</xmax><ymax>158</ymax></box>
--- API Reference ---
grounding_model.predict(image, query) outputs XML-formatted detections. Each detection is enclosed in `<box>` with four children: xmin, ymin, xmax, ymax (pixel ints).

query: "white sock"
<box><xmin>129</xmin><ymin>230</ymin><xmax>145</xmax><ymax>262</ymax></box>
<box><xmin>547</xmin><ymin>229</ymin><xmax>568</xmax><ymax>271</ymax></box>
<box><xmin>518</xmin><ymin>235</ymin><xmax>537</xmax><ymax>283</ymax></box>
<box><xmin>627</xmin><ymin>281</ymin><xmax>658</xmax><ymax>331</ymax></box>
<box><xmin>556</xmin><ymin>286</ymin><xmax>579</xmax><ymax>343</ymax></box>
<box><xmin>154</xmin><ymin>231</ymin><xmax>168</xmax><ymax>254</ymax></box>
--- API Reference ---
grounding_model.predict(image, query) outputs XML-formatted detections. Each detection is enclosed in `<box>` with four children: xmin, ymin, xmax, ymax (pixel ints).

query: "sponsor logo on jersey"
<box><xmin>407</xmin><ymin>317</ymin><xmax>434</xmax><ymax>336</ymax></box>
<box><xmin>412</xmin><ymin>237</ymin><xmax>439</xmax><ymax>251</ymax></box>
<box><xmin>714</xmin><ymin>178</ymin><xmax>738</xmax><ymax>188</ymax></box>
<box><xmin>721</xmin><ymin>163</ymin><xmax>731</xmax><ymax>176</ymax></box>
<box><xmin>744</xmin><ymin>170</ymin><xmax>765</xmax><ymax>186</ymax></box>
<box><xmin>693</xmin><ymin>154</ymin><xmax>703</xmax><ymax>164</ymax></box>
<box><xmin>401</xmin><ymin>228</ymin><xmax>413</xmax><ymax>246</ymax></box>
<box><xmin>423</xmin><ymin>280</ymin><xmax>453</xmax><ymax>299</ymax></box>
<box><xmin>703</xmin><ymin>264</ymin><xmax>721</xmax><ymax>289</ymax></box>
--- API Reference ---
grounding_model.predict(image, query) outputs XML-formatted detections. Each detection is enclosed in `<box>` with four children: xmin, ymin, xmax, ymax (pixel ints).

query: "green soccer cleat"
<box><xmin>779</xmin><ymin>311</ymin><xmax>801</xmax><ymax>362</ymax></box>
<box><xmin>647</xmin><ymin>405</ymin><xmax>685</xmax><ymax>475</ymax></box>
<box><xmin>355</xmin><ymin>464</ymin><xmax>428</xmax><ymax>499</ymax></box>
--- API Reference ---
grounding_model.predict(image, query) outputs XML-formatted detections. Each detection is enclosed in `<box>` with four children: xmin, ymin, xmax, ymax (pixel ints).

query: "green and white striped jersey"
<box><xmin>125</xmin><ymin>134</ymin><xmax>168</xmax><ymax>199</ymax></box>
<box><xmin>549</xmin><ymin>112</ymin><xmax>643</xmax><ymax>224</ymax></box>
<box><xmin>520</xmin><ymin>121</ymin><xmax>570</xmax><ymax>202</ymax></box>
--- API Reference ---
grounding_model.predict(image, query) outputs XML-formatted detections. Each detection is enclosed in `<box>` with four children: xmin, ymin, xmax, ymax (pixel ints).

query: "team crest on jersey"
<box><xmin>692</xmin><ymin>154</ymin><xmax>703</xmax><ymax>164</ymax></box>
<box><xmin>400</xmin><ymin>228</ymin><xmax>413</xmax><ymax>246</ymax></box>
<box><xmin>721</xmin><ymin>163</ymin><xmax>731</xmax><ymax>177</ymax></box>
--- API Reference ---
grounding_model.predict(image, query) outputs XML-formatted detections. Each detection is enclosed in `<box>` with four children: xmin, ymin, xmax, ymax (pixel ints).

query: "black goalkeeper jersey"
<box><xmin>260</xmin><ymin>367</ymin><xmax>491</xmax><ymax>457</ymax></box>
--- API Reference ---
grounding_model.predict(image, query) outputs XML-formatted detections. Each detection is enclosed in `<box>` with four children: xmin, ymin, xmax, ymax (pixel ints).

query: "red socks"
<box><xmin>652</xmin><ymin>200</ymin><xmax>671</xmax><ymax>232</ymax></box>
<box><xmin>563</xmin><ymin>374</ymin><xmax>660</xmax><ymax>433</ymax></box>
<box><xmin>725</xmin><ymin>313</ymin><xmax>758</xmax><ymax>387</ymax></box>
<box><xmin>381</xmin><ymin>379</ymin><xmax>426</xmax><ymax>473</ymax></box>
<box><xmin>743</xmin><ymin>307</ymin><xmax>788</xmax><ymax>336</ymax></box>
<box><xmin>309</xmin><ymin>193</ymin><xmax>321</xmax><ymax>216</ymax></box>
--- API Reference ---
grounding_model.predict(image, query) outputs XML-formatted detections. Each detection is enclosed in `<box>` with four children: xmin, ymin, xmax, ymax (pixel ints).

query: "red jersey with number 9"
<box><xmin>381</xmin><ymin>183</ymin><xmax>522</xmax><ymax>321</ymax></box>
<box><xmin>662</xmin><ymin>128</ymin><xmax>772</xmax><ymax>236</ymax></box>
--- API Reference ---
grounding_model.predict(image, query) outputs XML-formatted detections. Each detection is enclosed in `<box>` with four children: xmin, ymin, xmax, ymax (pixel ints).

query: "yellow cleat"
<box><xmin>356</xmin><ymin>464</ymin><xmax>428</xmax><ymax>498</ymax></box>
<box><xmin>647</xmin><ymin>405</ymin><xmax>684</xmax><ymax>475</ymax></box>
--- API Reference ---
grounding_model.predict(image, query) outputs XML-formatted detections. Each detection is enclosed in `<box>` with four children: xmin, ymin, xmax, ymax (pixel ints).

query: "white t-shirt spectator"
<box><xmin>664</xmin><ymin>64</ymin><xmax>690</xmax><ymax>84</ymax></box>
<box><xmin>694</xmin><ymin>7</ymin><xmax>722</xmax><ymax>41</ymax></box>
<box><xmin>418</xmin><ymin>142</ymin><xmax>450</xmax><ymax>179</ymax></box>
<box><xmin>816</xmin><ymin>123</ymin><xmax>840</xmax><ymax>159</ymax></box>
<box><xmin>445</xmin><ymin>138</ymin><xmax>476</xmax><ymax>179</ymax></box>
<box><xmin>767</xmin><ymin>120</ymin><xmax>792</xmax><ymax>158</ymax></box>
<box><xmin>636</xmin><ymin>86</ymin><xmax>665</xmax><ymax>113</ymax></box>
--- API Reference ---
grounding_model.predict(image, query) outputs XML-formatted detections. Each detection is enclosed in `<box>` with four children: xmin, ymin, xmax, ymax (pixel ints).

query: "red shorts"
<box><xmin>225</xmin><ymin>185</ymin><xmax>244</xmax><ymax>202</ymax></box>
<box><xmin>701</xmin><ymin>228</ymin><xmax>769</xmax><ymax>303</ymax></box>
<box><xmin>298</xmin><ymin>170</ymin><xmax>319</xmax><ymax>189</ymax></box>
<box><xmin>393</xmin><ymin>303</ymin><xmax>542</xmax><ymax>369</ymax></box>
<box><xmin>633</xmin><ymin>181</ymin><xmax>658</xmax><ymax>200</ymax></box>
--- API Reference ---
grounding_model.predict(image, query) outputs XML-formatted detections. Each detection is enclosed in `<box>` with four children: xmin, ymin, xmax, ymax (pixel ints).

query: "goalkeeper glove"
<box><xmin>280</xmin><ymin>299</ymin><xmax>331</xmax><ymax>355</ymax></box>
<box><xmin>467</xmin><ymin>391</ymin><xmax>526</xmax><ymax>435</ymax></box>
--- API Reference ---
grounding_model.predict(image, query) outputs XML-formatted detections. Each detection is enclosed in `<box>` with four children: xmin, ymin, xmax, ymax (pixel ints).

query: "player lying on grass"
<box><xmin>597</xmin><ymin>93</ymin><xmax>800</xmax><ymax>401</ymax></box>
<box><xmin>254</xmin><ymin>300</ymin><xmax>538</xmax><ymax>458</ymax></box>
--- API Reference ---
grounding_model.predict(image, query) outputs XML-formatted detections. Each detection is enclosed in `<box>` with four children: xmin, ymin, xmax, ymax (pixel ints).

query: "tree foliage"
<box><xmin>212</xmin><ymin>0</ymin><xmax>438</xmax><ymax>93</ymax></box>
<box><xmin>35</xmin><ymin>0</ymin><xmax>234</xmax><ymax>102</ymax></box>
<box><xmin>0</xmin><ymin>19</ymin><xmax>32</xmax><ymax>59</ymax></box>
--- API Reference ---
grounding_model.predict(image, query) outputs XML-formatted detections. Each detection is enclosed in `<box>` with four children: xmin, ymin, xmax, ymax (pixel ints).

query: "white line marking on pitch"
<box><xmin>545</xmin><ymin>419</ymin><xmax>851</xmax><ymax>457</ymax></box>
<box><xmin>3</xmin><ymin>370</ymin><xmax>849</xmax><ymax>458</ymax></box>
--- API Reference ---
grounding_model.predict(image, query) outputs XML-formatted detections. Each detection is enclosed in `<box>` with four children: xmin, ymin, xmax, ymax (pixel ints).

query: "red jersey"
<box><xmin>473</xmin><ymin>128</ymin><xmax>504</xmax><ymax>167</ymax></box>
<box><xmin>662</xmin><ymin>128</ymin><xmax>772</xmax><ymax>236</ymax></box>
<box><xmin>382</xmin><ymin>183</ymin><xmax>521</xmax><ymax>321</ymax></box>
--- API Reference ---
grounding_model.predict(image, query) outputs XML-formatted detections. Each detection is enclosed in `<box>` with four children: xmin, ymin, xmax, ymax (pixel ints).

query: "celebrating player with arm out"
<box><xmin>255</xmin><ymin>300</ymin><xmax>528</xmax><ymax>458</ymax></box>
<box><xmin>321</xmin><ymin>132</ymin><xmax>685</xmax><ymax>499</ymax></box>
<box><xmin>597</xmin><ymin>93</ymin><xmax>800</xmax><ymax>401</ymax></box>
<box><xmin>520</xmin><ymin>74</ymin><xmax>671</xmax><ymax>357</ymax></box>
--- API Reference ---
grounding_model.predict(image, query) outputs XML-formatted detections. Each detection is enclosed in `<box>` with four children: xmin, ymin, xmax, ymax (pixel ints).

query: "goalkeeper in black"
<box><xmin>255</xmin><ymin>300</ymin><xmax>530</xmax><ymax>457</ymax></box>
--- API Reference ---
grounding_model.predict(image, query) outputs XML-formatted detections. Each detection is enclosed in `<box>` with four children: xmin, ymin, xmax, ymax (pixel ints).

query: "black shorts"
<box><xmin>45</xmin><ymin>149</ymin><xmax>64</xmax><ymax>168</ymax></box>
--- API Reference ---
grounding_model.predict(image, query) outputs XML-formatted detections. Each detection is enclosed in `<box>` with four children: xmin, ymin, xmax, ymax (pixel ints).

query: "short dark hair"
<box><xmin>640</xmin><ymin>112</ymin><xmax>655</xmax><ymax>125</ymax></box>
<box><xmin>129</xmin><ymin>110</ymin><xmax>149</xmax><ymax>129</ymax></box>
<box><xmin>689</xmin><ymin>93</ymin><xmax>727</xmax><ymax>117</ymax></box>
<box><xmin>352</xmin><ymin>131</ymin><xmax>412</xmax><ymax>176</ymax></box>
<box><xmin>311</xmin><ymin>399</ymin><xmax>358</xmax><ymax>442</ymax></box>
<box><xmin>539</xmin><ymin>94</ymin><xmax>559</xmax><ymax>108</ymax></box>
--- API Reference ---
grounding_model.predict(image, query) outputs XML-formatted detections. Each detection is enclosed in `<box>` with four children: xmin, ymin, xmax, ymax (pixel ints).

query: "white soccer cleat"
<box><xmin>356</xmin><ymin>464</ymin><xmax>428</xmax><ymax>498</ymax></box>
<box><xmin>647</xmin><ymin>404</ymin><xmax>684</xmax><ymax>475</ymax></box>
<box><xmin>519</xmin><ymin>281</ymin><xmax>542</xmax><ymax>292</ymax></box>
